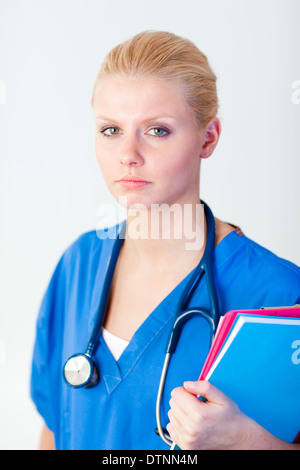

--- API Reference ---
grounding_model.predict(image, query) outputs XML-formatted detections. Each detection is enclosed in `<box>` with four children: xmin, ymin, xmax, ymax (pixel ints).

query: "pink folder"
<box><xmin>199</xmin><ymin>306</ymin><xmax>300</xmax><ymax>381</ymax></box>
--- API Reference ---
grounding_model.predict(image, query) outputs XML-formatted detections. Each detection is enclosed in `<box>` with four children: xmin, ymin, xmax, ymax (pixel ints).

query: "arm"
<box><xmin>39</xmin><ymin>424</ymin><xmax>55</xmax><ymax>450</ymax></box>
<box><xmin>167</xmin><ymin>381</ymin><xmax>300</xmax><ymax>450</ymax></box>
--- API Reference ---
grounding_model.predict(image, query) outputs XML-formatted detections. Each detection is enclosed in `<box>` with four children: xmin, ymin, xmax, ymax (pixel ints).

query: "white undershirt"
<box><xmin>102</xmin><ymin>328</ymin><xmax>129</xmax><ymax>361</ymax></box>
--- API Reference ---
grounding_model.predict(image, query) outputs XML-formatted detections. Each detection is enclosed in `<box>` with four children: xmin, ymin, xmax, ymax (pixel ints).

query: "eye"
<box><xmin>100</xmin><ymin>127</ymin><xmax>121</xmax><ymax>136</ymax></box>
<box><xmin>147</xmin><ymin>127</ymin><xmax>169</xmax><ymax>137</ymax></box>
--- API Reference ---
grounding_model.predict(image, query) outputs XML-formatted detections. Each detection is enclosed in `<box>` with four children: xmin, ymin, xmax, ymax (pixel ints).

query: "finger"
<box><xmin>166</xmin><ymin>421</ymin><xmax>180</xmax><ymax>447</ymax></box>
<box><xmin>169</xmin><ymin>391</ymin><xmax>188</xmax><ymax>419</ymax></box>
<box><xmin>167</xmin><ymin>410</ymin><xmax>187</xmax><ymax>449</ymax></box>
<box><xmin>168</xmin><ymin>407</ymin><xmax>181</xmax><ymax>431</ymax></box>
<box><xmin>184</xmin><ymin>380</ymin><xmax>231</xmax><ymax>405</ymax></box>
<box><xmin>170</xmin><ymin>386</ymin><xmax>203</xmax><ymax>416</ymax></box>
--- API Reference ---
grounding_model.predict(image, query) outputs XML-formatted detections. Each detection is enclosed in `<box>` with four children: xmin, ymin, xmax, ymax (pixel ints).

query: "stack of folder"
<box><xmin>198</xmin><ymin>306</ymin><xmax>300</xmax><ymax>444</ymax></box>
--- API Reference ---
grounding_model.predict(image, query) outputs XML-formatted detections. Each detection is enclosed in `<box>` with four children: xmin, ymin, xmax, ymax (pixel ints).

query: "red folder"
<box><xmin>199</xmin><ymin>306</ymin><xmax>300</xmax><ymax>381</ymax></box>
<box><xmin>198</xmin><ymin>305</ymin><xmax>300</xmax><ymax>444</ymax></box>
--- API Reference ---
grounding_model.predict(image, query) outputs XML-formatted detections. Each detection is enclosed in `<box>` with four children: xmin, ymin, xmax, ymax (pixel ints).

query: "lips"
<box><xmin>116</xmin><ymin>175</ymin><xmax>151</xmax><ymax>188</ymax></box>
<box><xmin>117</xmin><ymin>175</ymin><xmax>150</xmax><ymax>183</ymax></box>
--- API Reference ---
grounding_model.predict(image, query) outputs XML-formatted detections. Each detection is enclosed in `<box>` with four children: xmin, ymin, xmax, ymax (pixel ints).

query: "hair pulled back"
<box><xmin>92</xmin><ymin>30</ymin><xmax>218</xmax><ymax>129</ymax></box>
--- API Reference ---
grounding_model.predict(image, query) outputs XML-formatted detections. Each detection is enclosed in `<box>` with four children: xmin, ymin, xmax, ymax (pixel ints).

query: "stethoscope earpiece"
<box><xmin>63</xmin><ymin>353</ymin><xmax>100</xmax><ymax>388</ymax></box>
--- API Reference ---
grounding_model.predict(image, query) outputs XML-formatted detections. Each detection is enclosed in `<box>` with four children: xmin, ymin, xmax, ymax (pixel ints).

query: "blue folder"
<box><xmin>206</xmin><ymin>314</ymin><xmax>300</xmax><ymax>443</ymax></box>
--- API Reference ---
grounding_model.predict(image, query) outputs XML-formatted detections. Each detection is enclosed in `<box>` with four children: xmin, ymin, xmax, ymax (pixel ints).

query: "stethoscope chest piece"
<box><xmin>63</xmin><ymin>353</ymin><xmax>99</xmax><ymax>388</ymax></box>
<box><xmin>62</xmin><ymin>201</ymin><xmax>220</xmax><ymax>446</ymax></box>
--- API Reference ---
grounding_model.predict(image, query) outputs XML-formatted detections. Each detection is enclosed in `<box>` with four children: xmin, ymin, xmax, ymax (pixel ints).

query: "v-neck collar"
<box><xmin>98</xmin><ymin>265</ymin><xmax>199</xmax><ymax>394</ymax></box>
<box><xmin>88</xmin><ymin>221</ymin><xmax>245</xmax><ymax>394</ymax></box>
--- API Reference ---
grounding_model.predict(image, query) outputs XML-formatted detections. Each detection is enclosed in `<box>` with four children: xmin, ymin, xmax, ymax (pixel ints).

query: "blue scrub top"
<box><xmin>31</xmin><ymin>221</ymin><xmax>300</xmax><ymax>450</ymax></box>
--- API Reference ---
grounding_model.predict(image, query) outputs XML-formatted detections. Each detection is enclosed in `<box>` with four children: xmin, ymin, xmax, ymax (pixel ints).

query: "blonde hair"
<box><xmin>91</xmin><ymin>30</ymin><xmax>218</xmax><ymax>129</ymax></box>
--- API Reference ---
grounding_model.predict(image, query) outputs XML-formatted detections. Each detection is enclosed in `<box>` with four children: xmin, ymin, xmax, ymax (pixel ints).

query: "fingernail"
<box><xmin>184</xmin><ymin>381</ymin><xmax>196</xmax><ymax>390</ymax></box>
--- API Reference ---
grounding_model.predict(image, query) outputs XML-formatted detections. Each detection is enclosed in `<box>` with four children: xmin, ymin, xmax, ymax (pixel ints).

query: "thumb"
<box><xmin>183</xmin><ymin>380</ymin><xmax>229</xmax><ymax>404</ymax></box>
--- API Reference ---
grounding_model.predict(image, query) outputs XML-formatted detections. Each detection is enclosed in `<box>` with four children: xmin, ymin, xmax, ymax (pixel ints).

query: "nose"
<box><xmin>120</xmin><ymin>132</ymin><xmax>144</xmax><ymax>167</ymax></box>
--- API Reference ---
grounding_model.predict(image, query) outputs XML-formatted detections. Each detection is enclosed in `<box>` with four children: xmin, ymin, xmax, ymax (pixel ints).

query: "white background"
<box><xmin>0</xmin><ymin>0</ymin><xmax>299</xmax><ymax>450</ymax></box>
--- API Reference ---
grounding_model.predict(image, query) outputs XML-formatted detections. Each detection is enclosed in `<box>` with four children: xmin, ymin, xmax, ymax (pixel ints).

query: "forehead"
<box><xmin>93</xmin><ymin>75</ymin><xmax>194</xmax><ymax>122</ymax></box>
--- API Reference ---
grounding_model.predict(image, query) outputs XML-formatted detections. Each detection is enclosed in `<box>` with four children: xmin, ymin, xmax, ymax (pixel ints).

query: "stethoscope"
<box><xmin>63</xmin><ymin>200</ymin><xmax>220</xmax><ymax>446</ymax></box>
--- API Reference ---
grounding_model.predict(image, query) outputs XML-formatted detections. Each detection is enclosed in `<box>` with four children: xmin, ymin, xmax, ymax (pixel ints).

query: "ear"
<box><xmin>199</xmin><ymin>117</ymin><xmax>221</xmax><ymax>159</ymax></box>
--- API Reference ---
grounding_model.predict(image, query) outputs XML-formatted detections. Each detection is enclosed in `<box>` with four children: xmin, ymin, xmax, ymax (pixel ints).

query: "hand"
<box><xmin>166</xmin><ymin>380</ymin><xmax>291</xmax><ymax>450</ymax></box>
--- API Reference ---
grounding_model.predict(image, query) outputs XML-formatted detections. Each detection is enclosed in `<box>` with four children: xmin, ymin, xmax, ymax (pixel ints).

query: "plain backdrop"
<box><xmin>0</xmin><ymin>0</ymin><xmax>299</xmax><ymax>450</ymax></box>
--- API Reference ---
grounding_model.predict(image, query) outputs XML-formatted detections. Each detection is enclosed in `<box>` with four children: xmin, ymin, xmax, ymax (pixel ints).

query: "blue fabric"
<box><xmin>31</xmin><ymin>221</ymin><xmax>300</xmax><ymax>449</ymax></box>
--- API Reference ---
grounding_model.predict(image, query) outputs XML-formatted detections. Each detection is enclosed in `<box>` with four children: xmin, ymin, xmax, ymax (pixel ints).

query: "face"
<box><xmin>93</xmin><ymin>76</ymin><xmax>212</xmax><ymax>210</ymax></box>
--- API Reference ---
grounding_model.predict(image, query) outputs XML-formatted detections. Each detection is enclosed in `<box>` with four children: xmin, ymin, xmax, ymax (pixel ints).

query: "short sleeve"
<box><xmin>30</xmin><ymin>254</ymin><xmax>66</xmax><ymax>434</ymax></box>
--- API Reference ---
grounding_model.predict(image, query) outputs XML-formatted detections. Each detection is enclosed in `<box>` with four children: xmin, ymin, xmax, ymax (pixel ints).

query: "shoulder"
<box><xmin>239</xmin><ymin>235</ymin><xmax>300</xmax><ymax>280</ymax></box>
<box><xmin>216</xmin><ymin>221</ymin><xmax>299</xmax><ymax>281</ymax></box>
<box><xmin>214</xmin><ymin>218</ymin><xmax>236</xmax><ymax>246</ymax></box>
<box><xmin>35</xmin><ymin>222</ymin><xmax>126</xmax><ymax>327</ymax></box>
<box><xmin>217</xmin><ymin>231</ymin><xmax>300</xmax><ymax>310</ymax></box>
<box><xmin>60</xmin><ymin>222</ymin><xmax>125</xmax><ymax>269</ymax></box>
<box><xmin>40</xmin><ymin>222</ymin><xmax>126</xmax><ymax>302</ymax></box>
<box><xmin>62</xmin><ymin>229</ymin><xmax>101</xmax><ymax>264</ymax></box>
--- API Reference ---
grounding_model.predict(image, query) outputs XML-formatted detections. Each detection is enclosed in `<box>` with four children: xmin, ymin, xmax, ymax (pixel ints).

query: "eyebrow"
<box><xmin>95</xmin><ymin>114</ymin><xmax>177</xmax><ymax>123</ymax></box>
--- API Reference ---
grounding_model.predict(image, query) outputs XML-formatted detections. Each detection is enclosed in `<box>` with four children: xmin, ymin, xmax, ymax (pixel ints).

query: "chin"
<box><xmin>114</xmin><ymin>194</ymin><xmax>151</xmax><ymax>211</ymax></box>
<box><xmin>113</xmin><ymin>188</ymin><xmax>180</xmax><ymax>211</ymax></box>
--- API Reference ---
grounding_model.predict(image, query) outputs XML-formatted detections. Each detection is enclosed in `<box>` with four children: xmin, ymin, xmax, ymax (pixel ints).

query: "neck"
<box><xmin>121</xmin><ymin>200</ymin><xmax>207</xmax><ymax>272</ymax></box>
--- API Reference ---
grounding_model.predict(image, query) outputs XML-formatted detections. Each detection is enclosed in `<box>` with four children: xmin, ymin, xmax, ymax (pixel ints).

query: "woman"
<box><xmin>31</xmin><ymin>31</ymin><xmax>300</xmax><ymax>450</ymax></box>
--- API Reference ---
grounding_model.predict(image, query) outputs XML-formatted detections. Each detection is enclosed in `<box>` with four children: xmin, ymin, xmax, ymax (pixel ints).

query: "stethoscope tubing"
<box><xmin>63</xmin><ymin>200</ymin><xmax>220</xmax><ymax>448</ymax></box>
<box><xmin>155</xmin><ymin>201</ymin><xmax>220</xmax><ymax>445</ymax></box>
